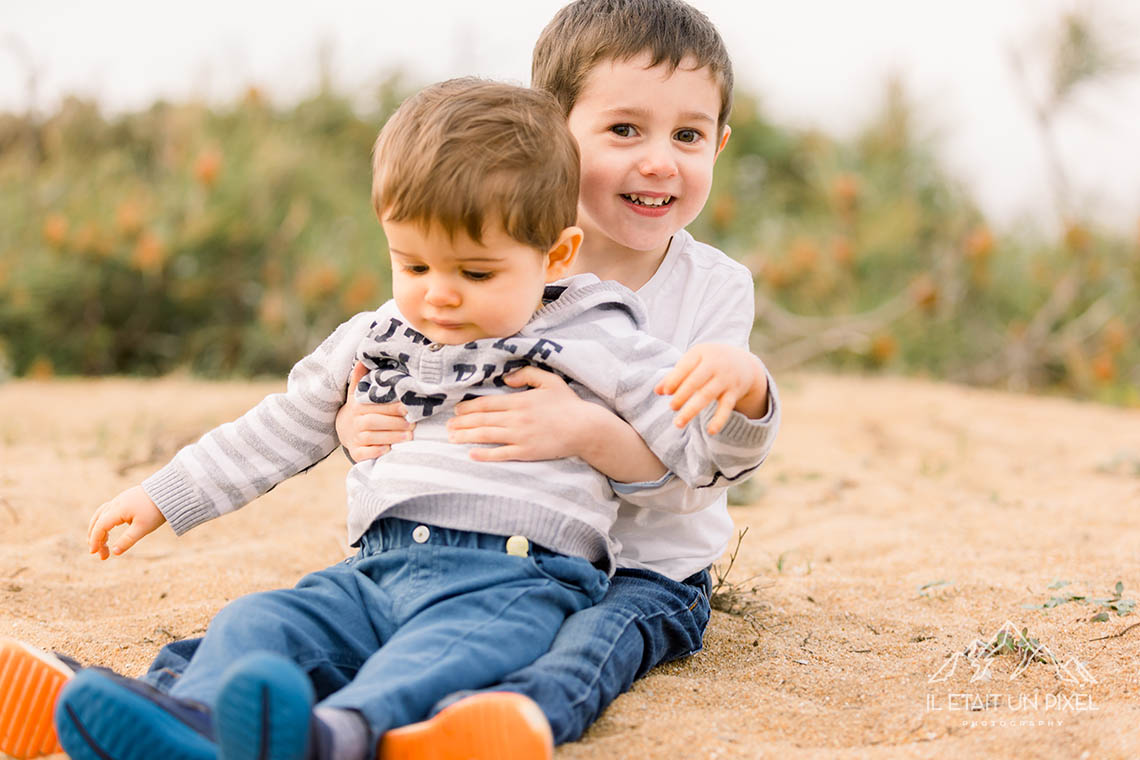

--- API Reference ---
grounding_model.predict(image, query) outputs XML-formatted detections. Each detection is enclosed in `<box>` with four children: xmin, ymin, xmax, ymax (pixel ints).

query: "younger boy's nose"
<box><xmin>425</xmin><ymin>280</ymin><xmax>461</xmax><ymax>307</ymax></box>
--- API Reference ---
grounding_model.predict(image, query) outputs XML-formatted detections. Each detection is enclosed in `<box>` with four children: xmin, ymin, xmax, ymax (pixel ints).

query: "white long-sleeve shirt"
<box><xmin>610</xmin><ymin>229</ymin><xmax>777</xmax><ymax>580</ymax></box>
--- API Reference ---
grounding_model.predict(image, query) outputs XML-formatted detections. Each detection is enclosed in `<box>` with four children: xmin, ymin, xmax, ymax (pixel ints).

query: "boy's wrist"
<box><xmin>734</xmin><ymin>356</ymin><xmax>770</xmax><ymax>420</ymax></box>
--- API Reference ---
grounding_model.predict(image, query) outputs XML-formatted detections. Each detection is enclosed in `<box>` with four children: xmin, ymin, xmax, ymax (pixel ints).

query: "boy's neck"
<box><xmin>572</xmin><ymin>236</ymin><xmax>673</xmax><ymax>292</ymax></box>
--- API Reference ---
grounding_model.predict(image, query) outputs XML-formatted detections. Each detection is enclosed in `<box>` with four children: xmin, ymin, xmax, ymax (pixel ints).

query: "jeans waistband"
<box><xmin>359</xmin><ymin>517</ymin><xmax>562</xmax><ymax>559</ymax></box>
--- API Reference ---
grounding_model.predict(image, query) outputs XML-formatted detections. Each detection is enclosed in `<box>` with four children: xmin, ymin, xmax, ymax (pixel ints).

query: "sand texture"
<box><xmin>2</xmin><ymin>373</ymin><xmax>1139</xmax><ymax>759</ymax></box>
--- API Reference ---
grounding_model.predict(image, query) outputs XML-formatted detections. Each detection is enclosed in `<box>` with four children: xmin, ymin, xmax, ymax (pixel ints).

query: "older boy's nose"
<box><xmin>638</xmin><ymin>143</ymin><xmax>678</xmax><ymax>178</ymax></box>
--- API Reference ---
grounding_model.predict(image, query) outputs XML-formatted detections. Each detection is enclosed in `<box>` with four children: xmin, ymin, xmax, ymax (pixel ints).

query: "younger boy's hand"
<box><xmin>655</xmin><ymin>344</ymin><xmax>769</xmax><ymax>435</ymax></box>
<box><xmin>336</xmin><ymin>361</ymin><xmax>415</xmax><ymax>462</ymax></box>
<box><xmin>88</xmin><ymin>485</ymin><xmax>167</xmax><ymax>559</ymax></box>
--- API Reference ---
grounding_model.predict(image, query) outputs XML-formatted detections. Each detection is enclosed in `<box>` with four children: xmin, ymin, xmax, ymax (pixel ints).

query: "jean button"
<box><xmin>505</xmin><ymin>536</ymin><xmax>529</xmax><ymax>557</ymax></box>
<box><xmin>412</xmin><ymin>525</ymin><xmax>431</xmax><ymax>543</ymax></box>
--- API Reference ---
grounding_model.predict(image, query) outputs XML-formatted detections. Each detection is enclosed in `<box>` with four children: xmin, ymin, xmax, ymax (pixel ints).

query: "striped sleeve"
<box><xmin>142</xmin><ymin>312</ymin><xmax>374</xmax><ymax>534</ymax></box>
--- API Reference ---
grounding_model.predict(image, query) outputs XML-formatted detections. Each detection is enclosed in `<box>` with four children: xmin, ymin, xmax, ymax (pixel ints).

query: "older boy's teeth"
<box><xmin>624</xmin><ymin>194</ymin><xmax>672</xmax><ymax>207</ymax></box>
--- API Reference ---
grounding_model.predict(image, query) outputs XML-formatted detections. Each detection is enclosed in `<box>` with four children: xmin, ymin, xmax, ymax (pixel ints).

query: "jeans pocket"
<box><xmin>528</xmin><ymin>553</ymin><xmax>609</xmax><ymax>603</ymax></box>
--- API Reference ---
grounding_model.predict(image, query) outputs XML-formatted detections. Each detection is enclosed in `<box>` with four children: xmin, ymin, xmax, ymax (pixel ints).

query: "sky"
<box><xmin>3</xmin><ymin>0</ymin><xmax>1139</xmax><ymax>232</ymax></box>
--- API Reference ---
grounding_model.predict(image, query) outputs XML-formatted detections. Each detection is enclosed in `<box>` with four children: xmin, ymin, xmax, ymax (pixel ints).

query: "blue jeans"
<box><xmin>153</xmin><ymin>518</ymin><xmax>608</xmax><ymax>742</ymax></box>
<box><xmin>145</xmin><ymin>562</ymin><xmax>710</xmax><ymax>745</ymax></box>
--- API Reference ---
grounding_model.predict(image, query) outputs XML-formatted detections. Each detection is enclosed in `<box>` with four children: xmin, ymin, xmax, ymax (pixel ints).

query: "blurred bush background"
<box><xmin>0</xmin><ymin>9</ymin><xmax>1136</xmax><ymax>404</ymax></box>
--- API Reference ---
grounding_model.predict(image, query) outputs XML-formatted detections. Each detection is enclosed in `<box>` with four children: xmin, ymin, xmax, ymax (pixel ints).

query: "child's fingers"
<box><xmin>348</xmin><ymin>360</ymin><xmax>369</xmax><ymax>389</ymax></box>
<box><xmin>705</xmin><ymin>395</ymin><xmax>736</xmax><ymax>436</ymax></box>
<box><xmin>447</xmin><ymin>411</ymin><xmax>507</xmax><ymax>431</ymax></box>
<box><xmin>468</xmin><ymin>444</ymin><xmax>527</xmax><ymax>462</ymax></box>
<box><xmin>355</xmin><ymin>427</ymin><xmax>413</xmax><ymax>446</ymax></box>
<box><xmin>672</xmin><ymin>380</ymin><xmax>726</xmax><ymax>429</ymax></box>
<box><xmin>358</xmin><ymin>411</ymin><xmax>412</xmax><ymax>432</ymax></box>
<box><xmin>448</xmin><ymin>423</ymin><xmax>514</xmax><ymax>446</ymax></box>
<box><xmin>346</xmin><ymin>444</ymin><xmax>392</xmax><ymax>463</ymax></box>
<box><xmin>655</xmin><ymin>352</ymin><xmax>701</xmax><ymax>396</ymax></box>
<box><xmin>110</xmin><ymin>521</ymin><xmax>148</xmax><ymax>556</ymax></box>
<box><xmin>666</xmin><ymin>363</ymin><xmax>715</xmax><ymax>412</ymax></box>
<box><xmin>88</xmin><ymin>505</ymin><xmax>122</xmax><ymax>556</ymax></box>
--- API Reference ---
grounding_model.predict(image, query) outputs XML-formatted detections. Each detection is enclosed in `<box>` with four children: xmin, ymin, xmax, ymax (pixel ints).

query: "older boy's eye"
<box><xmin>610</xmin><ymin>124</ymin><xmax>637</xmax><ymax>138</ymax></box>
<box><xmin>463</xmin><ymin>270</ymin><xmax>493</xmax><ymax>281</ymax></box>
<box><xmin>675</xmin><ymin>128</ymin><xmax>701</xmax><ymax>144</ymax></box>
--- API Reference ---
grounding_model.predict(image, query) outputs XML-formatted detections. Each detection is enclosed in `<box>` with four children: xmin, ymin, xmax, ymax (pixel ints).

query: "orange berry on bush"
<box><xmin>832</xmin><ymin>236</ymin><xmax>854</xmax><ymax>266</ymax></box>
<box><xmin>116</xmin><ymin>200</ymin><xmax>143</xmax><ymax>238</ymax></box>
<box><xmin>341</xmin><ymin>273</ymin><xmax>382</xmax><ymax>313</ymax></box>
<box><xmin>1091</xmin><ymin>352</ymin><xmax>1116</xmax><ymax>384</ymax></box>
<box><xmin>42</xmin><ymin>213</ymin><xmax>69</xmax><ymax>248</ymax></box>
<box><xmin>788</xmin><ymin>238</ymin><xmax>819</xmax><ymax>275</ymax></box>
<box><xmin>711</xmin><ymin>194</ymin><xmax>736</xmax><ymax>229</ymax></box>
<box><xmin>965</xmin><ymin>225</ymin><xmax>993</xmax><ymax>260</ymax></box>
<box><xmin>869</xmin><ymin>333</ymin><xmax>898</xmax><ymax>364</ymax></box>
<box><xmin>909</xmin><ymin>273</ymin><xmax>938</xmax><ymax>311</ymax></box>
<box><xmin>762</xmin><ymin>260</ymin><xmax>791</xmax><ymax>291</ymax></box>
<box><xmin>295</xmin><ymin>263</ymin><xmax>340</xmax><ymax>305</ymax></box>
<box><xmin>830</xmin><ymin>173</ymin><xmax>860</xmax><ymax>212</ymax></box>
<box><xmin>132</xmin><ymin>232</ymin><xmax>166</xmax><ymax>273</ymax></box>
<box><xmin>258</xmin><ymin>290</ymin><xmax>287</xmax><ymax>330</ymax></box>
<box><xmin>193</xmin><ymin>148</ymin><xmax>223</xmax><ymax>187</ymax></box>
<box><xmin>28</xmin><ymin>356</ymin><xmax>55</xmax><ymax>379</ymax></box>
<box><xmin>1101</xmin><ymin>318</ymin><xmax>1128</xmax><ymax>355</ymax></box>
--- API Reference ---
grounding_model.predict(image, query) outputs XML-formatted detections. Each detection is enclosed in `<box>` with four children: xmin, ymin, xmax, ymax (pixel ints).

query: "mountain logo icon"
<box><xmin>928</xmin><ymin>621</ymin><xmax>1095</xmax><ymax>685</ymax></box>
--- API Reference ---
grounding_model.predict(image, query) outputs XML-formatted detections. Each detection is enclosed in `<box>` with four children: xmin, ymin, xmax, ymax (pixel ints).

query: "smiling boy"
<box><xmin>333</xmin><ymin>0</ymin><xmax>781</xmax><ymax>753</ymax></box>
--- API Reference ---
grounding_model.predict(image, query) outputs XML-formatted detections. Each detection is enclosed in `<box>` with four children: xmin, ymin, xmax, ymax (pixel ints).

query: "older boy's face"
<box><xmin>383</xmin><ymin>219</ymin><xmax>552</xmax><ymax>345</ymax></box>
<box><xmin>566</xmin><ymin>53</ymin><xmax>728</xmax><ymax>259</ymax></box>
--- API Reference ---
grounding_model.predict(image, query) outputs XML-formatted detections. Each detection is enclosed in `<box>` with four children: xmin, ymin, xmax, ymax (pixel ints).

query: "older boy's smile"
<box><xmin>621</xmin><ymin>192</ymin><xmax>676</xmax><ymax>216</ymax></box>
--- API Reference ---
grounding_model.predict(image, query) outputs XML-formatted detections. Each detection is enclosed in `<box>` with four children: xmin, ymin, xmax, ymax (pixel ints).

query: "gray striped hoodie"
<box><xmin>143</xmin><ymin>274</ymin><xmax>778</xmax><ymax>573</ymax></box>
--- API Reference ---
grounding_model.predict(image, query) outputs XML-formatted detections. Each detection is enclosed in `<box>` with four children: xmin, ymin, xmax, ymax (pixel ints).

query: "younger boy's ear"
<box><xmin>715</xmin><ymin>125</ymin><xmax>731</xmax><ymax>160</ymax></box>
<box><xmin>544</xmin><ymin>226</ymin><xmax>583</xmax><ymax>282</ymax></box>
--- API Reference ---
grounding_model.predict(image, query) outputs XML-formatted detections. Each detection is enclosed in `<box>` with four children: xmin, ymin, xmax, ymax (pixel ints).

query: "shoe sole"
<box><xmin>378</xmin><ymin>692</ymin><xmax>553</xmax><ymax>760</ymax></box>
<box><xmin>215</xmin><ymin>653</ymin><xmax>314</xmax><ymax>760</ymax></box>
<box><xmin>0</xmin><ymin>639</ymin><xmax>72</xmax><ymax>759</ymax></box>
<box><xmin>55</xmin><ymin>668</ymin><xmax>216</xmax><ymax>760</ymax></box>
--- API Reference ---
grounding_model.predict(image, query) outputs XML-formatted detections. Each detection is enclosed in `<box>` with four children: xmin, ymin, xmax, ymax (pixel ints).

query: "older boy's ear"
<box><xmin>544</xmin><ymin>226</ymin><xmax>583</xmax><ymax>282</ymax></box>
<box><xmin>715</xmin><ymin>125</ymin><xmax>732</xmax><ymax>160</ymax></box>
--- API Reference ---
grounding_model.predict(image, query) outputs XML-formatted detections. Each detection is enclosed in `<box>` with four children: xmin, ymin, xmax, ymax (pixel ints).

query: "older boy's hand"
<box><xmin>447</xmin><ymin>367</ymin><xmax>585</xmax><ymax>462</ymax></box>
<box><xmin>336</xmin><ymin>361</ymin><xmax>415</xmax><ymax>462</ymax></box>
<box><xmin>88</xmin><ymin>485</ymin><xmax>167</xmax><ymax>559</ymax></box>
<box><xmin>656</xmin><ymin>344</ymin><xmax>769</xmax><ymax>435</ymax></box>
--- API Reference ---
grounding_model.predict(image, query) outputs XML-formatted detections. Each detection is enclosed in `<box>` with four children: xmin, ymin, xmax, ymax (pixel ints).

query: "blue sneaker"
<box><xmin>215</xmin><ymin>653</ymin><xmax>317</xmax><ymax>760</ymax></box>
<box><xmin>54</xmin><ymin>667</ymin><xmax>216</xmax><ymax>760</ymax></box>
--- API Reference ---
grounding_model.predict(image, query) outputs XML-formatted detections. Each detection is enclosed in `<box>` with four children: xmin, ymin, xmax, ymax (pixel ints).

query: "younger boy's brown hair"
<box><xmin>372</xmin><ymin>78</ymin><xmax>580</xmax><ymax>252</ymax></box>
<box><xmin>532</xmin><ymin>0</ymin><xmax>734</xmax><ymax>134</ymax></box>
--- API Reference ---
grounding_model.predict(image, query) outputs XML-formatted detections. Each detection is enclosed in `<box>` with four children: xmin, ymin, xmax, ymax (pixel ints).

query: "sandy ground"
<box><xmin>2</xmin><ymin>373</ymin><xmax>1140</xmax><ymax>759</ymax></box>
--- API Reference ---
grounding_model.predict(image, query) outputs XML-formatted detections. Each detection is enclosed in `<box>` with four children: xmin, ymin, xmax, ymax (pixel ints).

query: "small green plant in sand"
<box><xmin>1024</xmin><ymin>580</ymin><xmax>1135</xmax><ymax>621</ymax></box>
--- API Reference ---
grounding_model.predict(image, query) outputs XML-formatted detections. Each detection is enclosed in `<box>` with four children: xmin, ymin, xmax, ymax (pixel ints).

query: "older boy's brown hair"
<box><xmin>532</xmin><ymin>0</ymin><xmax>734</xmax><ymax>133</ymax></box>
<box><xmin>372</xmin><ymin>78</ymin><xmax>580</xmax><ymax>251</ymax></box>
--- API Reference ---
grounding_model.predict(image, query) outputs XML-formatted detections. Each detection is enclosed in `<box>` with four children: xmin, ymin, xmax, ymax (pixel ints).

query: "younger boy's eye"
<box><xmin>404</xmin><ymin>265</ymin><xmax>428</xmax><ymax>274</ymax></box>
<box><xmin>674</xmin><ymin>128</ymin><xmax>701</xmax><ymax>144</ymax></box>
<box><xmin>610</xmin><ymin>124</ymin><xmax>637</xmax><ymax>138</ymax></box>
<box><xmin>463</xmin><ymin>270</ymin><xmax>494</xmax><ymax>281</ymax></box>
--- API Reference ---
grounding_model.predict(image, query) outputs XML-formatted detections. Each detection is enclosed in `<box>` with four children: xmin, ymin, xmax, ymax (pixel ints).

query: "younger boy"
<box><xmin>3</xmin><ymin>78</ymin><xmax>772</xmax><ymax>760</ymax></box>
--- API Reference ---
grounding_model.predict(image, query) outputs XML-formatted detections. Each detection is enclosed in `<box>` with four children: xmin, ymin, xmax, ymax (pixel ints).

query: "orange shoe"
<box><xmin>0</xmin><ymin>638</ymin><xmax>75</xmax><ymax>759</ymax></box>
<box><xmin>377</xmin><ymin>692</ymin><xmax>553</xmax><ymax>760</ymax></box>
